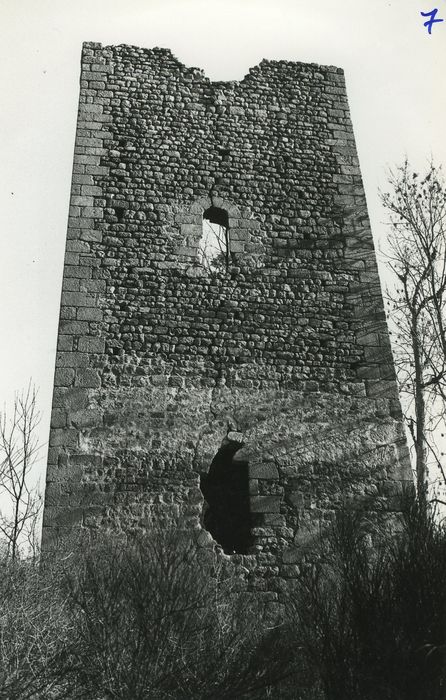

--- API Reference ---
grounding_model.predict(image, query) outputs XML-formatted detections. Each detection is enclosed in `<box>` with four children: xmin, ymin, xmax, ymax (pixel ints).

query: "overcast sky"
<box><xmin>1</xmin><ymin>0</ymin><xmax>445</xmax><ymax>488</ymax></box>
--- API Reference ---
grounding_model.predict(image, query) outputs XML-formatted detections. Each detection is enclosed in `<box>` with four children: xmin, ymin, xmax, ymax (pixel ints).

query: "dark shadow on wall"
<box><xmin>200</xmin><ymin>438</ymin><xmax>253</xmax><ymax>555</ymax></box>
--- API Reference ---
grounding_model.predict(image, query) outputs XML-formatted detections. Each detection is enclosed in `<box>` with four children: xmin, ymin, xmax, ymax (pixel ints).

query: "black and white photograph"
<box><xmin>1</xmin><ymin>1</ymin><xmax>446</xmax><ymax>697</ymax></box>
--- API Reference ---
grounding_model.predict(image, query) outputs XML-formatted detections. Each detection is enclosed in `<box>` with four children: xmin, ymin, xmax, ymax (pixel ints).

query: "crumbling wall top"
<box><xmin>81</xmin><ymin>41</ymin><xmax>345</xmax><ymax>86</ymax></box>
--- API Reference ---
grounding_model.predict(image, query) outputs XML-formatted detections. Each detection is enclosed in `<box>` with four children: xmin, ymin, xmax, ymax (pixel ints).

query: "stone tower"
<box><xmin>43</xmin><ymin>43</ymin><xmax>412</xmax><ymax>589</ymax></box>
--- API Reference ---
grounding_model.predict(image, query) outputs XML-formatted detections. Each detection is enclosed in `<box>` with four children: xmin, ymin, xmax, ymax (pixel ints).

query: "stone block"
<box><xmin>64</xmin><ymin>266</ymin><xmax>92</xmax><ymax>279</ymax></box>
<box><xmin>77</xmin><ymin>136</ymin><xmax>103</xmax><ymax>148</ymax></box>
<box><xmin>60</xmin><ymin>306</ymin><xmax>76</xmax><ymax>321</ymax></box>
<box><xmin>69</xmin><ymin>453</ymin><xmax>102</xmax><ymax>468</ymax></box>
<box><xmin>54</xmin><ymin>507</ymin><xmax>84</xmax><ymax>529</ymax></box>
<box><xmin>282</xmin><ymin>547</ymin><xmax>301</xmax><ymax>564</ymax></box>
<box><xmin>281</xmin><ymin>564</ymin><xmax>301</xmax><ymax>578</ymax></box>
<box><xmin>55</xmin><ymin>352</ymin><xmax>89</xmax><ymax>368</ymax></box>
<box><xmin>379</xmin><ymin>480</ymin><xmax>403</xmax><ymax>497</ymax></box>
<box><xmin>57</xmin><ymin>335</ymin><xmax>73</xmax><ymax>352</ymax></box>
<box><xmin>85</xmin><ymin>165</ymin><xmax>109</xmax><ymax>175</ymax></box>
<box><xmin>262</xmin><ymin>514</ymin><xmax>286</xmax><ymax>527</ymax></box>
<box><xmin>71</xmin><ymin>195</ymin><xmax>94</xmax><ymax>207</ymax></box>
<box><xmin>248</xmin><ymin>479</ymin><xmax>259</xmax><ymax>495</ymax></box>
<box><xmin>388</xmin><ymin>461</ymin><xmax>412</xmax><ymax>484</ymax></box>
<box><xmin>177</xmin><ymin>246</ymin><xmax>196</xmax><ymax>256</ymax></box>
<box><xmin>81</xmin><ymin>207</ymin><xmax>103</xmax><ymax>218</ymax></box>
<box><xmin>380</xmin><ymin>363</ymin><xmax>396</xmax><ymax>380</ymax></box>
<box><xmin>78</xmin><ymin>336</ymin><xmax>105</xmax><ymax>353</ymax></box>
<box><xmin>180</xmin><ymin>223</ymin><xmax>201</xmax><ymax>236</ymax></box>
<box><xmin>364</xmin><ymin>346</ymin><xmax>392</xmax><ymax>364</ymax></box>
<box><xmin>44</xmin><ymin>483</ymin><xmax>62</xmax><ymax>506</ymax></box>
<box><xmin>68</xmin><ymin>409</ymin><xmax>103</xmax><ymax>429</ymax></box>
<box><xmin>79</xmin><ymin>104</ymin><xmax>103</xmax><ymax>115</ymax></box>
<box><xmin>51</xmin><ymin>410</ymin><xmax>67</xmax><ymax>429</ymax></box>
<box><xmin>64</xmin><ymin>253</ymin><xmax>80</xmax><ymax>266</ymax></box>
<box><xmin>80</xmin><ymin>229</ymin><xmax>103</xmax><ymax>243</ymax></box>
<box><xmin>81</xmin><ymin>185</ymin><xmax>102</xmax><ymax>196</ymax></box>
<box><xmin>72</xmin><ymin>174</ymin><xmax>94</xmax><ymax>185</ymax></box>
<box><xmin>59</xmin><ymin>387</ymin><xmax>90</xmax><ymax>410</ymax></box>
<box><xmin>77</xmin><ymin>307</ymin><xmax>103</xmax><ymax>321</ymax></box>
<box><xmin>69</xmin><ymin>220</ymin><xmax>93</xmax><ymax>233</ymax></box>
<box><xmin>60</xmin><ymin>321</ymin><xmax>89</xmax><ymax>335</ymax></box>
<box><xmin>365</xmin><ymin>381</ymin><xmax>399</xmax><ymax>399</ymax></box>
<box><xmin>47</xmin><ymin>449</ymin><xmax>60</xmax><ymax>468</ymax></box>
<box><xmin>249</xmin><ymin>463</ymin><xmax>279</xmax><ymax>479</ymax></box>
<box><xmin>75</xmin><ymin>369</ymin><xmax>101</xmax><ymax>388</ymax></box>
<box><xmin>357</xmin><ymin>365</ymin><xmax>381</xmax><ymax>380</ymax></box>
<box><xmin>67</xmin><ymin>240</ymin><xmax>91</xmax><ymax>253</ymax></box>
<box><xmin>287</xmin><ymin>491</ymin><xmax>304</xmax><ymax>509</ymax></box>
<box><xmin>356</xmin><ymin>331</ymin><xmax>379</xmax><ymax>346</ymax></box>
<box><xmin>54</xmin><ymin>368</ymin><xmax>75</xmax><ymax>387</ymax></box>
<box><xmin>251</xmin><ymin>496</ymin><xmax>281</xmax><ymax>513</ymax></box>
<box><xmin>81</xmin><ymin>279</ymin><xmax>106</xmax><ymax>293</ymax></box>
<box><xmin>61</xmin><ymin>291</ymin><xmax>96</xmax><ymax>307</ymax></box>
<box><xmin>49</xmin><ymin>428</ymin><xmax>78</xmax><ymax>448</ymax></box>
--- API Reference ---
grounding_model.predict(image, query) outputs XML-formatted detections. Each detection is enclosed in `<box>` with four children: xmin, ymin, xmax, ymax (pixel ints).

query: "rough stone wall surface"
<box><xmin>43</xmin><ymin>42</ymin><xmax>412</xmax><ymax>594</ymax></box>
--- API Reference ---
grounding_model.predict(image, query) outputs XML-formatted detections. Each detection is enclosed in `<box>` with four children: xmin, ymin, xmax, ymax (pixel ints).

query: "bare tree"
<box><xmin>199</xmin><ymin>220</ymin><xmax>229</xmax><ymax>270</ymax></box>
<box><xmin>0</xmin><ymin>384</ymin><xmax>42</xmax><ymax>560</ymax></box>
<box><xmin>381</xmin><ymin>160</ymin><xmax>446</xmax><ymax>510</ymax></box>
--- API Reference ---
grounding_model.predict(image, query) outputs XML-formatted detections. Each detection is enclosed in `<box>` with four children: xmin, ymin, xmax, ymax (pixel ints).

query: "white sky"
<box><xmin>1</xmin><ymin>0</ymin><xmax>445</xmax><ymax>489</ymax></box>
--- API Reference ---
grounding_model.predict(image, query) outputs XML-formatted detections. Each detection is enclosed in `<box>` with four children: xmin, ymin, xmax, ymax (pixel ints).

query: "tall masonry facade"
<box><xmin>43</xmin><ymin>43</ymin><xmax>412</xmax><ymax>588</ymax></box>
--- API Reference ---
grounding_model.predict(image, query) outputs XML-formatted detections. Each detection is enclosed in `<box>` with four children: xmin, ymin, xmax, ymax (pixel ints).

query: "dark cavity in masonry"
<box><xmin>114</xmin><ymin>206</ymin><xmax>125</xmax><ymax>223</ymax></box>
<box><xmin>200</xmin><ymin>437</ymin><xmax>253</xmax><ymax>555</ymax></box>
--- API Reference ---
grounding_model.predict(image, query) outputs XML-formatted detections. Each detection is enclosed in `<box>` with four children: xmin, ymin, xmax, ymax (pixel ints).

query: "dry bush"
<box><xmin>0</xmin><ymin>557</ymin><xmax>72</xmax><ymax>700</ymax></box>
<box><xmin>0</xmin><ymin>528</ymin><xmax>340</xmax><ymax>699</ymax></box>
<box><xmin>287</xmin><ymin>497</ymin><xmax>446</xmax><ymax>700</ymax></box>
<box><xmin>55</xmin><ymin>529</ymin><xmax>294</xmax><ymax>700</ymax></box>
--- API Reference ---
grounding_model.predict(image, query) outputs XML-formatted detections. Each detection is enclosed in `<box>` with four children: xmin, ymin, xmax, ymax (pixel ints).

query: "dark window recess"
<box><xmin>114</xmin><ymin>206</ymin><xmax>125</xmax><ymax>222</ymax></box>
<box><xmin>199</xmin><ymin>206</ymin><xmax>230</xmax><ymax>270</ymax></box>
<box><xmin>200</xmin><ymin>438</ymin><xmax>253</xmax><ymax>554</ymax></box>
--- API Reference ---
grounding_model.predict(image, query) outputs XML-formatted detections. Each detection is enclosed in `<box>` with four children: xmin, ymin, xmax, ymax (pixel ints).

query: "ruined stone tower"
<box><xmin>43</xmin><ymin>42</ymin><xmax>412</xmax><ymax>589</ymax></box>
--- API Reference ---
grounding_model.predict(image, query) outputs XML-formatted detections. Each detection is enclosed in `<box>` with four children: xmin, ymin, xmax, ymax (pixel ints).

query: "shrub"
<box><xmin>57</xmin><ymin>529</ymin><xmax>294</xmax><ymax>699</ymax></box>
<box><xmin>0</xmin><ymin>556</ymin><xmax>71</xmax><ymax>700</ymax></box>
<box><xmin>287</xmin><ymin>497</ymin><xmax>446</xmax><ymax>700</ymax></box>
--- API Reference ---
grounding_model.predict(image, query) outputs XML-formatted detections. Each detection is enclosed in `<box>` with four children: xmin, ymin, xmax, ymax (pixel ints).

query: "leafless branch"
<box><xmin>381</xmin><ymin>159</ymin><xmax>446</xmax><ymax>511</ymax></box>
<box><xmin>0</xmin><ymin>383</ymin><xmax>42</xmax><ymax>560</ymax></box>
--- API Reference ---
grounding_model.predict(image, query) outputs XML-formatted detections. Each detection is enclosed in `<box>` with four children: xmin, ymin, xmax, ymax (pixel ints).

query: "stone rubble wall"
<box><xmin>42</xmin><ymin>43</ymin><xmax>412</xmax><ymax>596</ymax></box>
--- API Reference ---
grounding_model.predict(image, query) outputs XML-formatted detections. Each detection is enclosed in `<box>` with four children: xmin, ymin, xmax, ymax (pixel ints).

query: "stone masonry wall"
<box><xmin>42</xmin><ymin>43</ymin><xmax>412</xmax><ymax>596</ymax></box>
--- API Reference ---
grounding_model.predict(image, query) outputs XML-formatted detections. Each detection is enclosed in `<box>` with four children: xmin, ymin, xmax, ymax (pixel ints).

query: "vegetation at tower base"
<box><xmin>57</xmin><ymin>530</ymin><xmax>295</xmax><ymax>700</ymax></box>
<box><xmin>381</xmin><ymin>160</ymin><xmax>446</xmax><ymax>511</ymax></box>
<box><xmin>43</xmin><ymin>43</ymin><xmax>412</xmax><ymax>597</ymax></box>
<box><xmin>0</xmin><ymin>529</ymin><xmax>300</xmax><ymax>700</ymax></box>
<box><xmin>1</xmin><ymin>497</ymin><xmax>446</xmax><ymax>698</ymax></box>
<box><xmin>287</xmin><ymin>495</ymin><xmax>446</xmax><ymax>700</ymax></box>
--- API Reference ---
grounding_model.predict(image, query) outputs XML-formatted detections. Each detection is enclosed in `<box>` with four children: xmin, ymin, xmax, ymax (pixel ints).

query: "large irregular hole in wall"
<box><xmin>199</xmin><ymin>206</ymin><xmax>230</xmax><ymax>271</ymax></box>
<box><xmin>200</xmin><ymin>437</ymin><xmax>253</xmax><ymax>554</ymax></box>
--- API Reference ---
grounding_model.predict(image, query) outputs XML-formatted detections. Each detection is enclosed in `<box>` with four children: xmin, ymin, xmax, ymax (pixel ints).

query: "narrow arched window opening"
<box><xmin>200</xmin><ymin>437</ymin><xmax>252</xmax><ymax>554</ymax></box>
<box><xmin>199</xmin><ymin>206</ymin><xmax>229</xmax><ymax>271</ymax></box>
